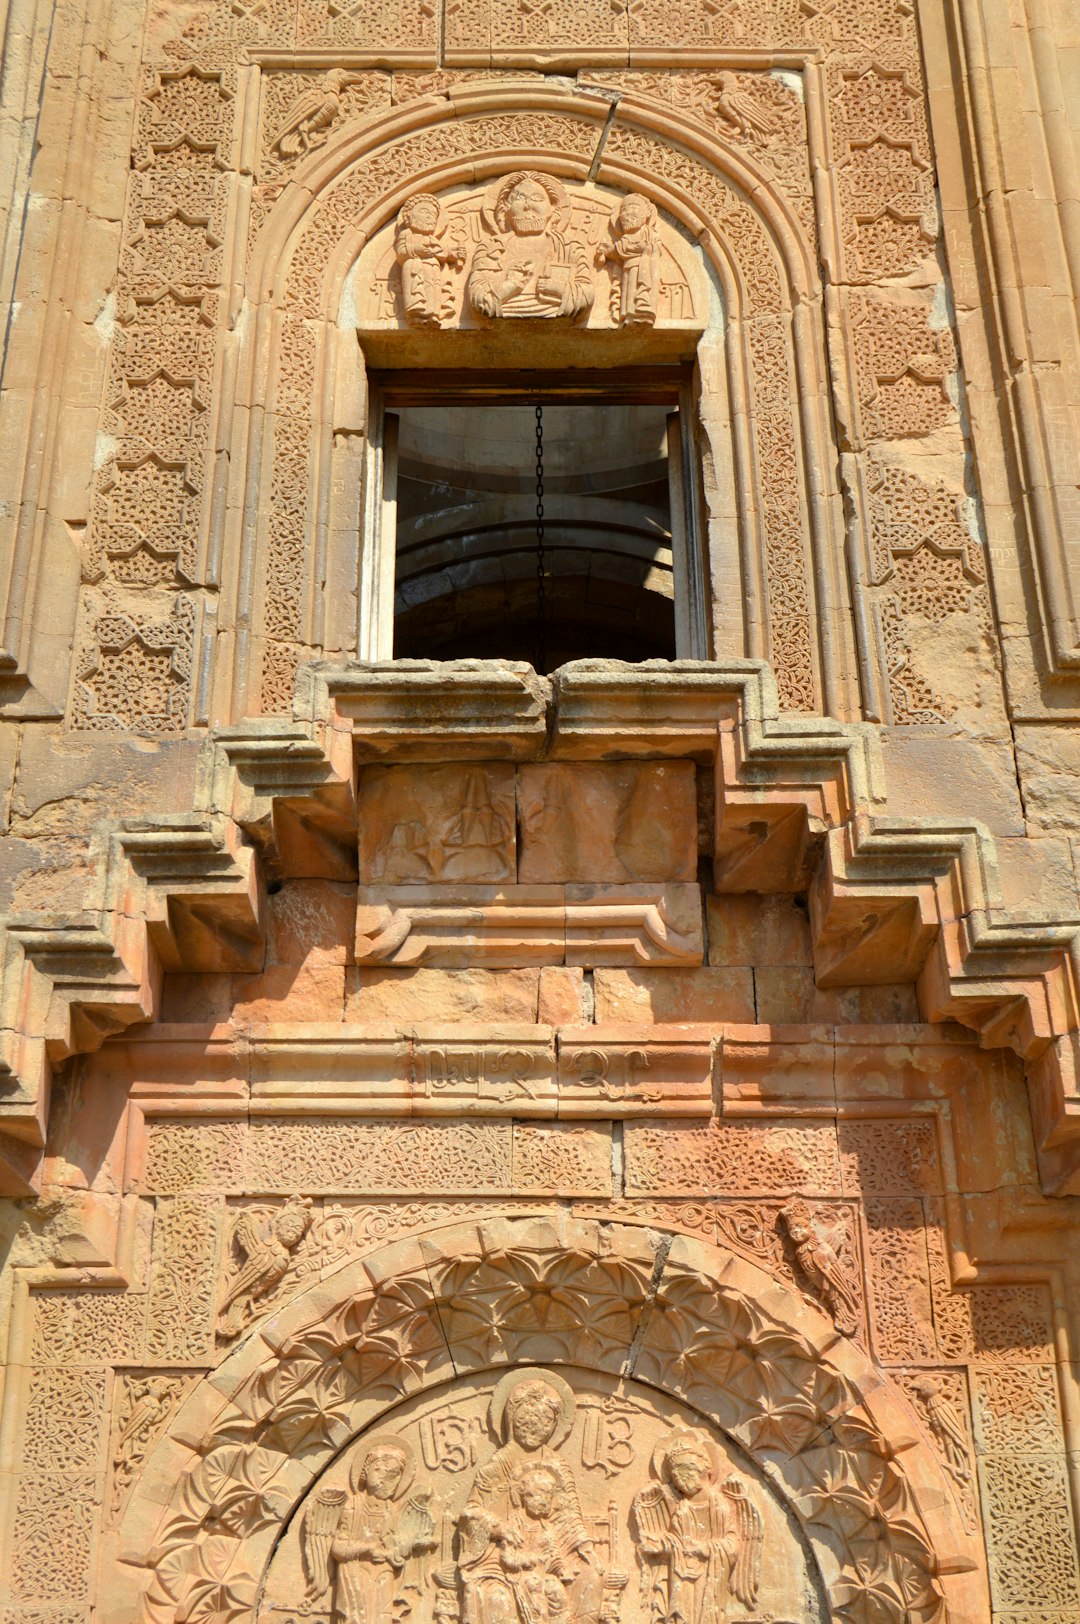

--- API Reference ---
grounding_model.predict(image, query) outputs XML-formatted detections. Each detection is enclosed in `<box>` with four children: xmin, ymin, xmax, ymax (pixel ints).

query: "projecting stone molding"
<box><xmin>2</xmin><ymin>659</ymin><xmax>1080</xmax><ymax>1198</ymax></box>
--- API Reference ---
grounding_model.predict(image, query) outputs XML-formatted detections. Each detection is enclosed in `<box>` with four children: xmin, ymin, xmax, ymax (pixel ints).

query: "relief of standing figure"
<box><xmin>631</xmin><ymin>1428</ymin><xmax>762</xmax><ymax>1624</ymax></box>
<box><xmin>395</xmin><ymin>193</ymin><xmax>467</xmax><ymax>327</ymax></box>
<box><xmin>597</xmin><ymin>196</ymin><xmax>662</xmax><ymax>327</ymax></box>
<box><xmin>302</xmin><ymin>1436</ymin><xmax>438</xmax><ymax>1624</ymax></box>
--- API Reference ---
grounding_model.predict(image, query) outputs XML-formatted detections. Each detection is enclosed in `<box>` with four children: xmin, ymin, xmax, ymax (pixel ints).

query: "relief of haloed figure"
<box><xmin>302</xmin><ymin>1437</ymin><xmax>438</xmax><ymax>1624</ymax></box>
<box><xmin>631</xmin><ymin>1429</ymin><xmax>762</xmax><ymax>1624</ymax></box>
<box><xmin>458</xmin><ymin>1371</ymin><xmax>615</xmax><ymax>1624</ymax></box>
<box><xmin>277</xmin><ymin>1372</ymin><xmax>785</xmax><ymax>1624</ymax></box>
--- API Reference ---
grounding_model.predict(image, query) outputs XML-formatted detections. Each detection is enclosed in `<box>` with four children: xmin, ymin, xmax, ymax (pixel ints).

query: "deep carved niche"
<box><xmin>262</xmin><ymin>1367</ymin><xmax>823</xmax><ymax>1624</ymax></box>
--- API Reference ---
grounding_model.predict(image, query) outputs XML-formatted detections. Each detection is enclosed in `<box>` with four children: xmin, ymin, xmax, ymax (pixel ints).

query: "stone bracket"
<box><xmin>4</xmin><ymin>658</ymin><xmax>1080</xmax><ymax>1196</ymax></box>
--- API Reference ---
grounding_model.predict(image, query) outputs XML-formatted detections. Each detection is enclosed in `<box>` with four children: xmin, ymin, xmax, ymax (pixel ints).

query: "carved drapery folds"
<box><xmin>122</xmin><ymin>1218</ymin><xmax>972</xmax><ymax>1624</ymax></box>
<box><xmin>378</xmin><ymin>172</ymin><xmax>697</xmax><ymax>332</ymax></box>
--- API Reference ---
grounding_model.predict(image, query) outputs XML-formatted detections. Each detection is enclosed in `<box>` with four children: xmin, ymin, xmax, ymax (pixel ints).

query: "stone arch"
<box><xmin>214</xmin><ymin>83</ymin><xmax>847</xmax><ymax>721</ymax></box>
<box><xmin>116</xmin><ymin>1214</ymin><xmax>986</xmax><ymax>1624</ymax></box>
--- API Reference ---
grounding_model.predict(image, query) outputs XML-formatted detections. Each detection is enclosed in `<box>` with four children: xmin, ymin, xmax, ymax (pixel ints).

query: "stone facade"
<box><xmin>1</xmin><ymin>0</ymin><xmax>1080</xmax><ymax>1621</ymax></box>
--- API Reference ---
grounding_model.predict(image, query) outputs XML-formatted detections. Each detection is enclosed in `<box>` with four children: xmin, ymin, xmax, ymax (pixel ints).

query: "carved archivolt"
<box><xmin>118</xmin><ymin>1217</ymin><xmax>981</xmax><ymax>1624</ymax></box>
<box><xmin>235</xmin><ymin>88</ymin><xmax>831</xmax><ymax>718</ymax></box>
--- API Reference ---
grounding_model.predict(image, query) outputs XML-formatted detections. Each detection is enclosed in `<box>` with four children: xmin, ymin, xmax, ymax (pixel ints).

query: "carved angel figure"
<box><xmin>466</xmin><ymin>173</ymin><xmax>594</xmax><ymax>322</ymax></box>
<box><xmin>631</xmin><ymin>1429</ymin><xmax>762</xmax><ymax>1624</ymax></box>
<box><xmin>459</xmin><ymin>1371</ymin><xmax>603</xmax><ymax>1624</ymax></box>
<box><xmin>778</xmin><ymin>1198</ymin><xmax>860</xmax><ymax>1335</ymax></box>
<box><xmin>394</xmin><ymin>193</ymin><xmax>467</xmax><ymax>327</ymax></box>
<box><xmin>271</xmin><ymin>69</ymin><xmax>355</xmax><ymax>160</ymax></box>
<box><xmin>216</xmin><ymin>1194</ymin><xmax>312</xmax><ymax>1339</ymax></box>
<box><xmin>597</xmin><ymin>195</ymin><xmax>661</xmax><ymax>328</ymax></box>
<box><xmin>302</xmin><ymin>1437</ymin><xmax>438</xmax><ymax>1624</ymax></box>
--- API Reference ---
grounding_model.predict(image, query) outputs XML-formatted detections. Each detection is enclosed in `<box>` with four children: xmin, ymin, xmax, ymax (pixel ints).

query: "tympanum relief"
<box><xmin>358</xmin><ymin>176</ymin><xmax>707</xmax><ymax>332</ymax></box>
<box><xmin>263</xmin><ymin>1369</ymin><xmax>822</xmax><ymax>1624</ymax></box>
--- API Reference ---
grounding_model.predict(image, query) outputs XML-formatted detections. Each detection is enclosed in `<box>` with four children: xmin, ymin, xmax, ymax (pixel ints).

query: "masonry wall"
<box><xmin>0</xmin><ymin>0</ymin><xmax>1079</xmax><ymax>1620</ymax></box>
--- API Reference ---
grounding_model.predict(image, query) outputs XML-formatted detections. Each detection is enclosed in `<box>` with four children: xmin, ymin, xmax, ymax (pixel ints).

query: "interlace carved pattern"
<box><xmin>9</xmin><ymin>1475</ymin><xmax>99</xmax><ymax>1604</ymax></box>
<box><xmin>863</xmin><ymin>457</ymin><xmax>993</xmax><ymax>725</ymax></box>
<box><xmin>980</xmin><ymin>1455</ymin><xmax>1080</xmax><ymax>1611</ymax></box>
<box><xmin>624</xmin><ymin>1117</ymin><xmax>843</xmax><ymax>1195</ymax></box>
<box><xmin>8</xmin><ymin>1367</ymin><xmax>108</xmax><ymax>1607</ymax></box>
<box><xmin>851</xmin><ymin>293</ymin><xmax>956</xmax><ymax>442</ymax></box>
<box><xmin>140</xmin><ymin>1117</ymin><xmax>619</xmax><ymax>1195</ymax></box>
<box><xmin>71</xmin><ymin>597</ymin><xmax>196</xmax><ymax>731</ymax></box>
<box><xmin>131</xmin><ymin>1221</ymin><xmax>948</xmax><ymax>1624</ymax></box>
<box><xmin>71</xmin><ymin>63</ymin><xmax>233</xmax><ymax>728</ymax></box>
<box><xmin>145</xmin><ymin>1195</ymin><xmax>221</xmax><ymax>1362</ymax></box>
<box><xmin>838</xmin><ymin>1117</ymin><xmax>942</xmax><ymax>1195</ymax></box>
<box><xmin>603</xmin><ymin>123</ymin><xmax>815</xmax><ymax>710</ymax></box>
<box><xmin>971</xmin><ymin>1361</ymin><xmax>1080</xmax><ymax>1610</ymax></box>
<box><xmin>829</xmin><ymin>64</ymin><xmax>935</xmax><ymax>282</ymax></box>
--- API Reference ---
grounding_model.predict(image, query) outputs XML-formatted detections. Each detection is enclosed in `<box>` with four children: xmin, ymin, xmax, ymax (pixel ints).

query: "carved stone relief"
<box><xmin>262</xmin><ymin>1369</ymin><xmax>819</xmax><ymax>1624</ymax></box>
<box><xmin>356</xmin><ymin>175</ymin><xmax>708</xmax><ymax>333</ymax></box>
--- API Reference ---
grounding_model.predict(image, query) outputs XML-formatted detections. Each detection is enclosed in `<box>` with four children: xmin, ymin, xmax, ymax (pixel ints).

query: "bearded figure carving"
<box><xmin>458</xmin><ymin>1371</ymin><xmax>607</xmax><ymax>1624</ymax></box>
<box><xmin>597</xmin><ymin>195</ymin><xmax>661</xmax><ymax>327</ymax></box>
<box><xmin>631</xmin><ymin>1427</ymin><xmax>762</xmax><ymax>1624</ymax></box>
<box><xmin>466</xmin><ymin>173</ymin><xmax>595</xmax><ymax>322</ymax></box>
<box><xmin>302</xmin><ymin>1436</ymin><xmax>437</xmax><ymax>1624</ymax></box>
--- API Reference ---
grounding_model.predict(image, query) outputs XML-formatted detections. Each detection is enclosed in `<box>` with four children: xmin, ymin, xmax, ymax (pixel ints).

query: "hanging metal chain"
<box><xmin>534</xmin><ymin>403</ymin><xmax>546</xmax><ymax>674</ymax></box>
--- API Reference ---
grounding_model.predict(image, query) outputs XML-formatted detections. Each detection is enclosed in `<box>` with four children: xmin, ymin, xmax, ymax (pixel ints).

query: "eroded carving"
<box><xmin>596</xmin><ymin>195</ymin><xmax>661</xmax><ymax>328</ymax></box>
<box><xmin>110</xmin><ymin>1375</ymin><xmax>189</xmax><ymax>1520</ymax></box>
<box><xmin>395</xmin><ymin>193</ymin><xmax>468</xmax><ymax>327</ymax></box>
<box><xmin>271</xmin><ymin>68</ymin><xmax>356</xmax><ymax>159</ymax></box>
<box><xmin>778</xmin><ymin>1198</ymin><xmax>861</xmax><ymax>1335</ymax></box>
<box><xmin>217</xmin><ymin>1194</ymin><xmax>313</xmax><ymax>1338</ymax></box>
<box><xmin>908</xmin><ymin>1373</ymin><xmax>971</xmax><ymax>1489</ymax></box>
<box><xmin>631</xmin><ymin>1426</ymin><xmax>762</xmax><ymax>1623</ymax></box>
<box><xmin>302</xmin><ymin>1437</ymin><xmax>438</xmax><ymax>1623</ymax></box>
<box><xmin>466</xmin><ymin>173</ymin><xmax>594</xmax><ymax>323</ymax></box>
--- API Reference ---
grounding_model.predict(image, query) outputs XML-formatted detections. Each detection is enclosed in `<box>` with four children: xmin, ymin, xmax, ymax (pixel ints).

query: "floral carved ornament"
<box><xmin>121</xmin><ymin>1219</ymin><xmax>977</xmax><ymax>1624</ymax></box>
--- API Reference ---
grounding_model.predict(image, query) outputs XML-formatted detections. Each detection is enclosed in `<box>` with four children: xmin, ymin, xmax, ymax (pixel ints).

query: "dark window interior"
<box><xmin>391</xmin><ymin>402</ymin><xmax>678</xmax><ymax>673</ymax></box>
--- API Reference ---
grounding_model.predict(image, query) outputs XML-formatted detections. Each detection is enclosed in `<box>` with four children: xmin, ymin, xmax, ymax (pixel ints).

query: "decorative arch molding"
<box><xmin>115</xmin><ymin>1214</ymin><xmax>984</xmax><ymax>1624</ymax></box>
<box><xmin>213</xmin><ymin>83</ymin><xmax>849</xmax><ymax>721</ymax></box>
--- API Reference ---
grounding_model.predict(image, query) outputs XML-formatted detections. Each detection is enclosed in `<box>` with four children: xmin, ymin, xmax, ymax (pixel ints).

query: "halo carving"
<box><xmin>120</xmin><ymin>1218</ymin><xmax>981</xmax><ymax>1624</ymax></box>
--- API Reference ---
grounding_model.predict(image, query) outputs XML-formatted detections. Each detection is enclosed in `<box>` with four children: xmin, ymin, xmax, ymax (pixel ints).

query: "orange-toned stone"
<box><xmin>357</xmin><ymin>763</ymin><xmax>516</xmax><ymax>883</ymax></box>
<box><xmin>537</xmin><ymin>965</ymin><xmax>586</xmax><ymax>1023</ymax></box>
<box><xmin>593</xmin><ymin>966</ymin><xmax>754</xmax><ymax>1022</ymax></box>
<box><xmin>706</xmin><ymin>893</ymin><xmax>812</xmax><ymax>967</ymax></box>
<box><xmin>230</xmin><ymin>963</ymin><xmax>346</xmax><ymax>1025</ymax></box>
<box><xmin>264</xmin><ymin>879</ymin><xmax>357</xmax><ymax>966</ymax></box>
<box><xmin>753</xmin><ymin>968</ymin><xmax>920</xmax><ymax>1026</ymax></box>
<box><xmin>517</xmin><ymin>762</ymin><xmax>697</xmax><ymax>883</ymax></box>
<box><xmin>347</xmin><ymin>967</ymin><xmax>542</xmax><ymax>1021</ymax></box>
